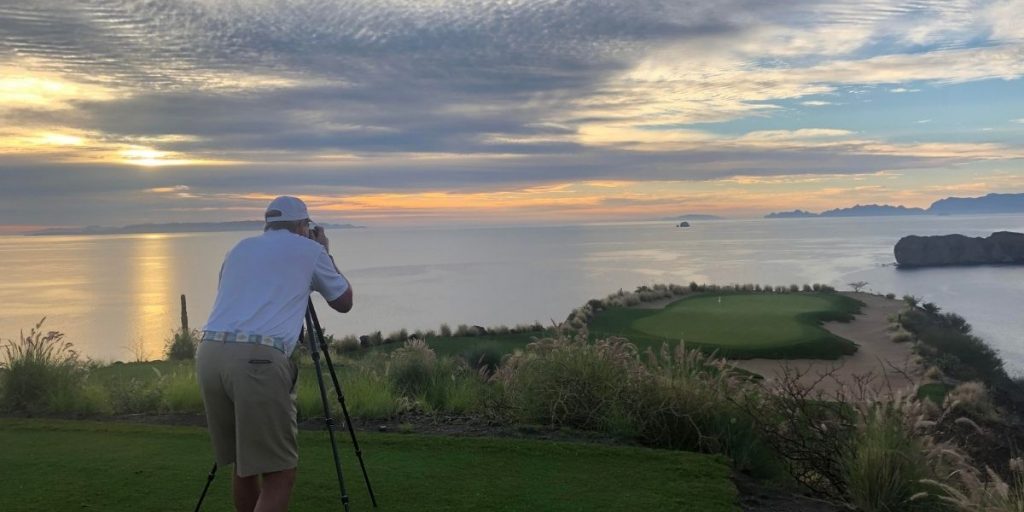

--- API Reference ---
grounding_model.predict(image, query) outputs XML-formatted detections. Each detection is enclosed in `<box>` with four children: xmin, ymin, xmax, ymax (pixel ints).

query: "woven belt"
<box><xmin>201</xmin><ymin>331</ymin><xmax>288</xmax><ymax>354</ymax></box>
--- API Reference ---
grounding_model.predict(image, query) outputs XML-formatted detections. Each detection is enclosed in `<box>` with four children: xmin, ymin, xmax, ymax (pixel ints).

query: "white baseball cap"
<box><xmin>265</xmin><ymin>196</ymin><xmax>309</xmax><ymax>222</ymax></box>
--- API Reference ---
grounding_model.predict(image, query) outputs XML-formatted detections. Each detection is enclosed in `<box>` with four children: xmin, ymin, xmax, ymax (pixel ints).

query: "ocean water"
<box><xmin>1</xmin><ymin>215</ymin><xmax>1022</xmax><ymax>373</ymax></box>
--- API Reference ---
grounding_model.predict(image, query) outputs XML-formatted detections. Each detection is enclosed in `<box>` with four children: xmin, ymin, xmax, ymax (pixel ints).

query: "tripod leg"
<box><xmin>193</xmin><ymin>462</ymin><xmax>217</xmax><ymax>512</ymax></box>
<box><xmin>308</xmin><ymin>301</ymin><xmax>379</xmax><ymax>507</ymax></box>
<box><xmin>306</xmin><ymin>309</ymin><xmax>352</xmax><ymax>512</ymax></box>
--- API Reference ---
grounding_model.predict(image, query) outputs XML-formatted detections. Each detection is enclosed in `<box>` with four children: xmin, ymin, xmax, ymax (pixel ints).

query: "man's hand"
<box><xmin>311</xmin><ymin>226</ymin><xmax>330</xmax><ymax>253</ymax></box>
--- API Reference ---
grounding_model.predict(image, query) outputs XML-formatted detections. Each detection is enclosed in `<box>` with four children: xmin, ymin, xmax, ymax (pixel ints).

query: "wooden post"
<box><xmin>180</xmin><ymin>294</ymin><xmax>189</xmax><ymax>331</ymax></box>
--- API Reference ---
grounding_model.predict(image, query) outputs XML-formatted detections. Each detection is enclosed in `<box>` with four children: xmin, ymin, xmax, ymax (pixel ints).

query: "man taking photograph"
<box><xmin>197</xmin><ymin>195</ymin><xmax>353</xmax><ymax>512</ymax></box>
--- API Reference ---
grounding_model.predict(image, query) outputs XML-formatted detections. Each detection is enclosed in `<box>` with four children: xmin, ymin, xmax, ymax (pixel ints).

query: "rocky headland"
<box><xmin>894</xmin><ymin>231</ymin><xmax>1024</xmax><ymax>267</ymax></box>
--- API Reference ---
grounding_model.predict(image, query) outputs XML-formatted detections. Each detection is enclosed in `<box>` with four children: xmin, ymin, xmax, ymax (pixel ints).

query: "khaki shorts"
<box><xmin>196</xmin><ymin>340</ymin><xmax>299</xmax><ymax>477</ymax></box>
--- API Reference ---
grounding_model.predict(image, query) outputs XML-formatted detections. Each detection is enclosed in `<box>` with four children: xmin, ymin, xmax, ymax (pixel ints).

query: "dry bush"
<box><xmin>944</xmin><ymin>382</ymin><xmax>998</xmax><ymax>422</ymax></box>
<box><xmin>924</xmin><ymin>366</ymin><xmax>945</xmax><ymax>382</ymax></box>
<box><xmin>733</xmin><ymin>366</ymin><xmax>961</xmax><ymax>506</ymax></box>
<box><xmin>891</xmin><ymin>328</ymin><xmax>915</xmax><ymax>343</ymax></box>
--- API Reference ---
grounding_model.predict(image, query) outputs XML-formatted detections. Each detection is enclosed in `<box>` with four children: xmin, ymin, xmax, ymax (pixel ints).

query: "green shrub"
<box><xmin>461</xmin><ymin>343</ymin><xmax>503</xmax><ymax>375</ymax></box>
<box><xmin>333</xmin><ymin>335</ymin><xmax>361</xmax><ymax>353</ymax></box>
<box><xmin>165</xmin><ymin>328</ymin><xmax>199</xmax><ymax>361</ymax></box>
<box><xmin>0</xmin><ymin>319</ymin><xmax>92</xmax><ymax>414</ymax></box>
<box><xmin>901</xmin><ymin>309</ymin><xmax>1005</xmax><ymax>385</ymax></box>
<box><xmin>386</xmin><ymin>329</ymin><xmax>409</xmax><ymax>344</ymax></box>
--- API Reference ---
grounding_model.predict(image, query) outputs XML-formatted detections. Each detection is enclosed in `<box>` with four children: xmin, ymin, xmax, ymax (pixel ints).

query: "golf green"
<box><xmin>589</xmin><ymin>293</ymin><xmax>862</xmax><ymax>359</ymax></box>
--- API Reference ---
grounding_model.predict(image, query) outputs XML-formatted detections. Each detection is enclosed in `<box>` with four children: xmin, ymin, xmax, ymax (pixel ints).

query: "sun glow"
<box><xmin>0</xmin><ymin>67</ymin><xmax>116</xmax><ymax>110</ymax></box>
<box><xmin>39</xmin><ymin>133</ymin><xmax>85</xmax><ymax>146</ymax></box>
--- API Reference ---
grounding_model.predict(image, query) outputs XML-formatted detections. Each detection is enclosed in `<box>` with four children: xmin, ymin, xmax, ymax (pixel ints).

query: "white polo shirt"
<box><xmin>203</xmin><ymin>229</ymin><xmax>350</xmax><ymax>356</ymax></box>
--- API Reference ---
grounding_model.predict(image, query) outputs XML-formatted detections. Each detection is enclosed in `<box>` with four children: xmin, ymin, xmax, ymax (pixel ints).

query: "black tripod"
<box><xmin>194</xmin><ymin>299</ymin><xmax>377</xmax><ymax>511</ymax></box>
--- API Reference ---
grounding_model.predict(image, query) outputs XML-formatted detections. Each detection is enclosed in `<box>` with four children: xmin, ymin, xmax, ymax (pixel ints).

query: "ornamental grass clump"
<box><xmin>924</xmin><ymin>458</ymin><xmax>1024</xmax><ymax>512</ymax></box>
<box><xmin>493</xmin><ymin>332</ymin><xmax>758</xmax><ymax>460</ymax></box>
<box><xmin>494</xmin><ymin>333</ymin><xmax>638</xmax><ymax>431</ymax></box>
<box><xmin>943</xmin><ymin>381</ymin><xmax>998</xmax><ymax>422</ymax></box>
<box><xmin>388</xmin><ymin>339</ymin><xmax>438</xmax><ymax>397</ymax></box>
<box><xmin>629</xmin><ymin>343</ymin><xmax>760</xmax><ymax>462</ymax></box>
<box><xmin>0</xmin><ymin>319</ymin><xmax>94</xmax><ymax>414</ymax></box>
<box><xmin>845</xmin><ymin>398</ymin><xmax>945</xmax><ymax>512</ymax></box>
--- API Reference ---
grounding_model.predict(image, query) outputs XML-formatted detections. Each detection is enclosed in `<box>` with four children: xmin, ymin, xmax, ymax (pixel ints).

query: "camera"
<box><xmin>307</xmin><ymin>220</ymin><xmax>322</xmax><ymax>239</ymax></box>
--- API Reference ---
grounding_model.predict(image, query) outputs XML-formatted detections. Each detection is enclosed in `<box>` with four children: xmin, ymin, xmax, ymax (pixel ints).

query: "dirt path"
<box><xmin>729</xmin><ymin>292</ymin><xmax>922</xmax><ymax>395</ymax></box>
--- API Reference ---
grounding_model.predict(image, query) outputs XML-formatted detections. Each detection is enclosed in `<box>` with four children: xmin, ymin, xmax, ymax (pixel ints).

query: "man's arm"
<box><xmin>311</xmin><ymin>227</ymin><xmax>353</xmax><ymax>313</ymax></box>
<box><xmin>328</xmin><ymin>286</ymin><xmax>353</xmax><ymax>313</ymax></box>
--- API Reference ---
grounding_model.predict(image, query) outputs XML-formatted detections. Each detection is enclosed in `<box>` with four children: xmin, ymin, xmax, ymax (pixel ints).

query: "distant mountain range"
<box><xmin>765</xmin><ymin>193</ymin><xmax>1024</xmax><ymax>219</ymax></box>
<box><xmin>27</xmin><ymin>220</ymin><xmax>363</xmax><ymax>236</ymax></box>
<box><xmin>660</xmin><ymin>214</ymin><xmax>724</xmax><ymax>221</ymax></box>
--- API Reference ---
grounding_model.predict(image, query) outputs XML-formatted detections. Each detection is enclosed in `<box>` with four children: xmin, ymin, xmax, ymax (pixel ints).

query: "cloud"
<box><xmin>738</xmin><ymin>128</ymin><xmax>854</xmax><ymax>142</ymax></box>
<box><xmin>1</xmin><ymin>1</ymin><xmax>1023</xmax><ymax>225</ymax></box>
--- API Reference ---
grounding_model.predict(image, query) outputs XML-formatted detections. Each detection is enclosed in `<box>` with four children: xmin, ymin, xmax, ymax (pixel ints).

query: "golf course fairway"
<box><xmin>0</xmin><ymin>418</ymin><xmax>738</xmax><ymax>511</ymax></box>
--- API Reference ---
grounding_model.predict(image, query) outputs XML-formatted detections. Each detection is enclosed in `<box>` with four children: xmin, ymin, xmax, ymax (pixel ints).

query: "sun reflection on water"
<box><xmin>131</xmin><ymin>234</ymin><xmax>173</xmax><ymax>361</ymax></box>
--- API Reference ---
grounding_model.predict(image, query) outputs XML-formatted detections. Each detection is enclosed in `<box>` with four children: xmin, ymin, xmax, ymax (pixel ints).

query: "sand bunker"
<box><xmin>729</xmin><ymin>292</ymin><xmax>922</xmax><ymax>395</ymax></box>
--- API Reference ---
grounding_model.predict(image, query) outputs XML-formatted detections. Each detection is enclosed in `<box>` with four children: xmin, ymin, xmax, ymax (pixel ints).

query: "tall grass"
<box><xmin>0</xmin><ymin>319</ymin><xmax>98</xmax><ymax>414</ymax></box>
<box><xmin>493</xmin><ymin>332</ymin><xmax>769</xmax><ymax>472</ymax></box>
<box><xmin>106</xmin><ymin>368</ymin><xmax>166</xmax><ymax>414</ymax></box>
<box><xmin>162</xmin><ymin>368</ymin><xmax>203</xmax><ymax>413</ymax></box>
<box><xmin>388</xmin><ymin>339</ymin><xmax>437</xmax><ymax>397</ymax></box>
<box><xmin>925</xmin><ymin>459</ymin><xmax>1024</xmax><ymax>511</ymax></box>
<box><xmin>845</xmin><ymin>399</ymin><xmax>942</xmax><ymax>512</ymax></box>
<box><xmin>296</xmin><ymin>362</ymin><xmax>402</xmax><ymax>420</ymax></box>
<box><xmin>496</xmin><ymin>333</ymin><xmax>636</xmax><ymax>431</ymax></box>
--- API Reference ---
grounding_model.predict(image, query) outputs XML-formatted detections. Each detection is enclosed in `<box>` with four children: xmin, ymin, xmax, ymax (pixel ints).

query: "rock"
<box><xmin>677</xmin><ymin>221</ymin><xmax>690</xmax><ymax>227</ymax></box>
<box><xmin>895</xmin><ymin>231</ymin><xmax>1024</xmax><ymax>267</ymax></box>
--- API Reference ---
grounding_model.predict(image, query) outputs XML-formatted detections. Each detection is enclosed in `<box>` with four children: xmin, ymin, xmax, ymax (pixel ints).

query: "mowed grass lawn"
<box><xmin>590</xmin><ymin>293</ymin><xmax>863</xmax><ymax>359</ymax></box>
<box><xmin>0</xmin><ymin>419</ymin><xmax>738</xmax><ymax>511</ymax></box>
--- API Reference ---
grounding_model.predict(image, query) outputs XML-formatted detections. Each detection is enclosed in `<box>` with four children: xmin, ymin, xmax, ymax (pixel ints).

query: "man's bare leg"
<box><xmin>254</xmin><ymin>468</ymin><xmax>297</xmax><ymax>512</ymax></box>
<box><xmin>233</xmin><ymin>472</ymin><xmax>260</xmax><ymax>512</ymax></box>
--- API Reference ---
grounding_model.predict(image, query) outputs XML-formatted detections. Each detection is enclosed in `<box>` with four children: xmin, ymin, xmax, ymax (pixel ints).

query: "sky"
<box><xmin>1</xmin><ymin>0</ymin><xmax>1023</xmax><ymax>230</ymax></box>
